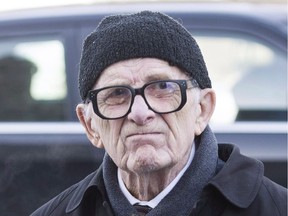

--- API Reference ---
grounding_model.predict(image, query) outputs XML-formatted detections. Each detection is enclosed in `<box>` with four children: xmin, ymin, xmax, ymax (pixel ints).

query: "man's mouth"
<box><xmin>126</xmin><ymin>132</ymin><xmax>161</xmax><ymax>138</ymax></box>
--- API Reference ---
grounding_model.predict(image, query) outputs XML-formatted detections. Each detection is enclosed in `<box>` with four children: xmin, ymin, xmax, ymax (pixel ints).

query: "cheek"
<box><xmin>173</xmin><ymin>101</ymin><xmax>198</xmax><ymax>133</ymax></box>
<box><xmin>97</xmin><ymin>121</ymin><xmax>119</xmax><ymax>145</ymax></box>
<box><xmin>96</xmin><ymin>120</ymin><xmax>126</xmax><ymax>163</ymax></box>
<box><xmin>164</xmin><ymin>100</ymin><xmax>198</xmax><ymax>151</ymax></box>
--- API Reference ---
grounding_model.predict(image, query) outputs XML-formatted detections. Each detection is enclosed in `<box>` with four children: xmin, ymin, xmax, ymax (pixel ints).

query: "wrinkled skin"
<box><xmin>76</xmin><ymin>58</ymin><xmax>216</xmax><ymax>200</ymax></box>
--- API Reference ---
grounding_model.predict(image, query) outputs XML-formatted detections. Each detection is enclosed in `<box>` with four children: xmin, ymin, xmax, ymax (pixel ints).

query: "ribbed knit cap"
<box><xmin>79</xmin><ymin>11</ymin><xmax>211</xmax><ymax>100</ymax></box>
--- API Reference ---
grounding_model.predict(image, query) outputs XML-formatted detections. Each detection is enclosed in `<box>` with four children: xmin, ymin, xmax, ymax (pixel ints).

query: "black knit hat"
<box><xmin>79</xmin><ymin>11</ymin><xmax>211</xmax><ymax>100</ymax></box>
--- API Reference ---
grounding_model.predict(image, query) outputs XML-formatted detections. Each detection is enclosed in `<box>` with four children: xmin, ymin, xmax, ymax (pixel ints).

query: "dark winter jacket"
<box><xmin>30</xmin><ymin>144</ymin><xmax>287</xmax><ymax>216</ymax></box>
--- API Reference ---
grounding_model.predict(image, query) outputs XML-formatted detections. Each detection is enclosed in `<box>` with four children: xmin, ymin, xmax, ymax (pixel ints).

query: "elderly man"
<box><xmin>31</xmin><ymin>11</ymin><xmax>287</xmax><ymax>216</ymax></box>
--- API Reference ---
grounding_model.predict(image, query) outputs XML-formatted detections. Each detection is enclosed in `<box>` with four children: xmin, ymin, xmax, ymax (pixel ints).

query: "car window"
<box><xmin>0</xmin><ymin>37</ymin><xmax>67</xmax><ymax>121</ymax></box>
<box><xmin>194</xmin><ymin>34</ymin><xmax>287</xmax><ymax>123</ymax></box>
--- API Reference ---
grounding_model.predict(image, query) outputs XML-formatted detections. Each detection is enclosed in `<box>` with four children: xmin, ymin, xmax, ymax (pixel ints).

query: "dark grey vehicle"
<box><xmin>0</xmin><ymin>2</ymin><xmax>286</xmax><ymax>216</ymax></box>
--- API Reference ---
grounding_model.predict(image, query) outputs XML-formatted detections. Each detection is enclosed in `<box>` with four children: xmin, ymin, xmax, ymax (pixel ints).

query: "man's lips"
<box><xmin>126</xmin><ymin>132</ymin><xmax>161</xmax><ymax>138</ymax></box>
<box><xmin>125</xmin><ymin>132</ymin><xmax>163</xmax><ymax>149</ymax></box>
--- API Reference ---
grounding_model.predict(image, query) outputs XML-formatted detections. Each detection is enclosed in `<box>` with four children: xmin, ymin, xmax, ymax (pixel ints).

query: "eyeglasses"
<box><xmin>87</xmin><ymin>79</ymin><xmax>199</xmax><ymax>120</ymax></box>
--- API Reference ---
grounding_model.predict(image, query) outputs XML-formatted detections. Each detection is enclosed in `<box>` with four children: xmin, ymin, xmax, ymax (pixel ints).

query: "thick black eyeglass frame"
<box><xmin>87</xmin><ymin>79</ymin><xmax>199</xmax><ymax>120</ymax></box>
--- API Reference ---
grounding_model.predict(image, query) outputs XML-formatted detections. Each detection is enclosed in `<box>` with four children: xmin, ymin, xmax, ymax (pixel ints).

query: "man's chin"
<box><xmin>128</xmin><ymin>147</ymin><xmax>160</xmax><ymax>174</ymax></box>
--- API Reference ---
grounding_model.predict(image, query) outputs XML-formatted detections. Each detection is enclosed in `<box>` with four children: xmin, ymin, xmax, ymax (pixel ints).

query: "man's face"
<box><xmin>82</xmin><ymin>58</ymin><xmax>208</xmax><ymax>174</ymax></box>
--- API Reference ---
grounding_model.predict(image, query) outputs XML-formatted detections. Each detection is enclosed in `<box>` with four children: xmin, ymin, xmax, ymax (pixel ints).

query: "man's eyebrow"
<box><xmin>145</xmin><ymin>74</ymin><xmax>170</xmax><ymax>82</ymax></box>
<box><xmin>96</xmin><ymin>76</ymin><xmax>128</xmax><ymax>87</ymax></box>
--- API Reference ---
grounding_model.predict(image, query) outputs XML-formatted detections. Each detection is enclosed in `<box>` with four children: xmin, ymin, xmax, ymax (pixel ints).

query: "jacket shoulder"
<box><xmin>30</xmin><ymin>183</ymin><xmax>79</xmax><ymax>215</ymax></box>
<box><xmin>240</xmin><ymin>177</ymin><xmax>288</xmax><ymax>216</ymax></box>
<box><xmin>260</xmin><ymin>177</ymin><xmax>287</xmax><ymax>216</ymax></box>
<box><xmin>30</xmin><ymin>171</ymin><xmax>97</xmax><ymax>216</ymax></box>
<box><xmin>213</xmin><ymin>144</ymin><xmax>287</xmax><ymax>216</ymax></box>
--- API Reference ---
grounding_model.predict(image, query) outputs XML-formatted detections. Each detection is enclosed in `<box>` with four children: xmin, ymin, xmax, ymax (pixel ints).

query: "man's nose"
<box><xmin>127</xmin><ymin>95</ymin><xmax>156</xmax><ymax>125</ymax></box>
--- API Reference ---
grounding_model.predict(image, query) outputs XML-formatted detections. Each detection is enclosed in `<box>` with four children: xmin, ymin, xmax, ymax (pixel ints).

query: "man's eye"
<box><xmin>158</xmin><ymin>82</ymin><xmax>169</xmax><ymax>89</ymax></box>
<box><xmin>109</xmin><ymin>88</ymin><xmax>128</xmax><ymax>97</ymax></box>
<box><xmin>104</xmin><ymin>88</ymin><xmax>131</xmax><ymax>105</ymax></box>
<box><xmin>154</xmin><ymin>81</ymin><xmax>177</xmax><ymax>91</ymax></box>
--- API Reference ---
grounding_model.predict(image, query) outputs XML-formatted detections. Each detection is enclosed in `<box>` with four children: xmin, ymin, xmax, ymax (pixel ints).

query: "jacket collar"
<box><xmin>64</xmin><ymin>139</ymin><xmax>264</xmax><ymax>212</ymax></box>
<box><xmin>209</xmin><ymin>144</ymin><xmax>264</xmax><ymax>208</ymax></box>
<box><xmin>66</xmin><ymin>163</ymin><xmax>106</xmax><ymax>213</ymax></box>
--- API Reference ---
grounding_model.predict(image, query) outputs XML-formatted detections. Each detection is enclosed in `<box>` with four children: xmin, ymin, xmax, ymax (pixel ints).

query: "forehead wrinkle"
<box><xmin>93</xmin><ymin>72</ymin><xmax>120</xmax><ymax>89</ymax></box>
<box><xmin>94</xmin><ymin>64</ymin><xmax>133</xmax><ymax>89</ymax></box>
<box><xmin>95</xmin><ymin>58</ymin><xmax>189</xmax><ymax>89</ymax></box>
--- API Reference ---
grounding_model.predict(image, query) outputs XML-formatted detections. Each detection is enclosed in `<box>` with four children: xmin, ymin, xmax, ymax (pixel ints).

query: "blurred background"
<box><xmin>1</xmin><ymin>0</ymin><xmax>287</xmax><ymax>12</ymax></box>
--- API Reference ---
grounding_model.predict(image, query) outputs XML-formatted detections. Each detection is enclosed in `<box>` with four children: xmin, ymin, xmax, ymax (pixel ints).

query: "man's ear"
<box><xmin>195</xmin><ymin>89</ymin><xmax>216</xmax><ymax>135</ymax></box>
<box><xmin>76</xmin><ymin>104</ymin><xmax>104</xmax><ymax>148</ymax></box>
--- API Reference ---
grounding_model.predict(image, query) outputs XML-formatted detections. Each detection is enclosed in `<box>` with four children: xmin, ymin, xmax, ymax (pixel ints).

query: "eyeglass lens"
<box><xmin>96</xmin><ymin>81</ymin><xmax>182</xmax><ymax>119</ymax></box>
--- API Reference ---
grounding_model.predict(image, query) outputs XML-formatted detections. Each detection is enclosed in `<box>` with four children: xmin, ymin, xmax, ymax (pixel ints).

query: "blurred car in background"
<box><xmin>0</xmin><ymin>2</ymin><xmax>286</xmax><ymax>216</ymax></box>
